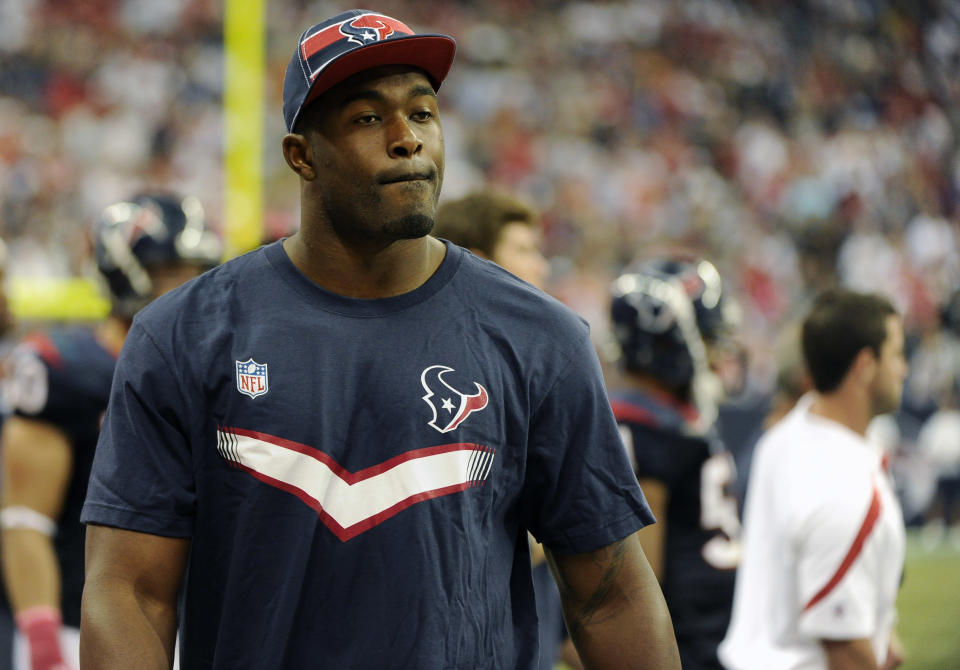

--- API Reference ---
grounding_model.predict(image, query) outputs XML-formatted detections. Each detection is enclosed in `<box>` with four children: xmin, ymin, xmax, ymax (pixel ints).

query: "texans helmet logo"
<box><xmin>421</xmin><ymin>365</ymin><xmax>489</xmax><ymax>433</ymax></box>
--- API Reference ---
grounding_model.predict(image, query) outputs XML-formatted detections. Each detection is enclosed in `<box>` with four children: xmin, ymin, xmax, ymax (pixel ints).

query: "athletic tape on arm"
<box><xmin>0</xmin><ymin>506</ymin><xmax>57</xmax><ymax>536</ymax></box>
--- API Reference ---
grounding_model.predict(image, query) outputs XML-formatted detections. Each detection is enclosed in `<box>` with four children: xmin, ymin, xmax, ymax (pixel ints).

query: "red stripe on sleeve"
<box><xmin>802</xmin><ymin>484</ymin><xmax>882</xmax><ymax>612</ymax></box>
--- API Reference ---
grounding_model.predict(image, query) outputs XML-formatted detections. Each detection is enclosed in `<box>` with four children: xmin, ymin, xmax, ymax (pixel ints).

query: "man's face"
<box><xmin>302</xmin><ymin>66</ymin><xmax>444</xmax><ymax>244</ymax></box>
<box><xmin>869</xmin><ymin>314</ymin><xmax>908</xmax><ymax>417</ymax></box>
<box><xmin>490</xmin><ymin>222</ymin><xmax>548</xmax><ymax>290</ymax></box>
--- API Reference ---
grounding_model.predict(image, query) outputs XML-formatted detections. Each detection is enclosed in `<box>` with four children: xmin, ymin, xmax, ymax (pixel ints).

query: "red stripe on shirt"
<box><xmin>610</xmin><ymin>394</ymin><xmax>699</xmax><ymax>428</ymax></box>
<box><xmin>803</xmin><ymin>484</ymin><xmax>882</xmax><ymax>612</ymax></box>
<box><xmin>610</xmin><ymin>400</ymin><xmax>658</xmax><ymax>427</ymax></box>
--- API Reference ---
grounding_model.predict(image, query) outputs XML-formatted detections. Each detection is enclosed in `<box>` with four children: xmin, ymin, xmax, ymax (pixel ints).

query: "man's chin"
<box><xmin>389</xmin><ymin>213</ymin><xmax>435</xmax><ymax>240</ymax></box>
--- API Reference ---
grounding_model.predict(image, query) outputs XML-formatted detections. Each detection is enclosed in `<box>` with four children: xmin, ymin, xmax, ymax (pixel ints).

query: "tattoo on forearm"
<box><xmin>553</xmin><ymin>539</ymin><xmax>629</xmax><ymax>640</ymax></box>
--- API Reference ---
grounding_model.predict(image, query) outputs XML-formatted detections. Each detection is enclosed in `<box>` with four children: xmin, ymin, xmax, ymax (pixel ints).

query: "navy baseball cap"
<box><xmin>283</xmin><ymin>9</ymin><xmax>457</xmax><ymax>132</ymax></box>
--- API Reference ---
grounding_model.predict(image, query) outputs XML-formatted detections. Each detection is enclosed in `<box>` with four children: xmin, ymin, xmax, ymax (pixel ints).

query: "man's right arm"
<box><xmin>546</xmin><ymin>531</ymin><xmax>681</xmax><ymax>670</ymax></box>
<box><xmin>80</xmin><ymin>525</ymin><xmax>190</xmax><ymax>670</ymax></box>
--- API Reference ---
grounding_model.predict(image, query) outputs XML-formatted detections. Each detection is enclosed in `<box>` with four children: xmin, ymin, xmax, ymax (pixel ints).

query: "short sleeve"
<box><xmin>519</xmin><ymin>336</ymin><xmax>654</xmax><ymax>554</ymax></box>
<box><xmin>795</xmin><ymin>479</ymin><xmax>881</xmax><ymax>640</ymax></box>
<box><xmin>81</xmin><ymin>322</ymin><xmax>196</xmax><ymax>537</ymax></box>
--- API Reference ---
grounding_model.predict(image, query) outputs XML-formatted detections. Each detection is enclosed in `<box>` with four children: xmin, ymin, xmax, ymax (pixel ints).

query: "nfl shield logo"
<box><xmin>236</xmin><ymin>358</ymin><xmax>269</xmax><ymax>399</ymax></box>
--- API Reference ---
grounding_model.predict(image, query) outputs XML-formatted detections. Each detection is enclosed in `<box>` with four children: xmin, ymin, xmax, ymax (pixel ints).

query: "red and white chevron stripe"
<box><xmin>217</xmin><ymin>427</ymin><xmax>496</xmax><ymax>541</ymax></box>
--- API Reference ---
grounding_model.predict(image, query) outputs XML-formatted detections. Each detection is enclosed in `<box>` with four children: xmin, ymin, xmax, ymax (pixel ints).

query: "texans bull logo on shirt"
<box><xmin>421</xmin><ymin>364</ymin><xmax>489</xmax><ymax>433</ymax></box>
<box><xmin>220</xmin><ymin>362</ymin><xmax>495</xmax><ymax>541</ymax></box>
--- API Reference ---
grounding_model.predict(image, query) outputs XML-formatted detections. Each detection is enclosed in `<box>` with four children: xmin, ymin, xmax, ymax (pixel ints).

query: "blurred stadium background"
<box><xmin>1</xmin><ymin>1</ymin><xmax>958</xmax><ymax>667</ymax></box>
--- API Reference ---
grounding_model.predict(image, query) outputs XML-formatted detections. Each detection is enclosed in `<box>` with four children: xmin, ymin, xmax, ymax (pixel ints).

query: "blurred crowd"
<box><xmin>1</xmin><ymin>0</ymin><xmax>959</xmax><ymax>530</ymax></box>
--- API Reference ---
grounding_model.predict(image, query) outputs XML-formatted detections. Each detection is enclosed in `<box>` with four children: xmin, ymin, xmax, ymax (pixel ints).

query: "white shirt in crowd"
<box><xmin>719</xmin><ymin>394</ymin><xmax>905</xmax><ymax>670</ymax></box>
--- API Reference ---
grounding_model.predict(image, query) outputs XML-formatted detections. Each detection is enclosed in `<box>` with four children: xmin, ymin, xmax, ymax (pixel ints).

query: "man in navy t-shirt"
<box><xmin>79</xmin><ymin>9</ymin><xmax>681</xmax><ymax>670</ymax></box>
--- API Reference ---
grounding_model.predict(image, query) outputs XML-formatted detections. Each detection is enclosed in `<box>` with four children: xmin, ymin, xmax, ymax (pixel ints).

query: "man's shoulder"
<box><xmin>453</xmin><ymin>249</ymin><xmax>588</xmax><ymax>333</ymax></box>
<box><xmin>6</xmin><ymin>326</ymin><xmax>113</xmax><ymax>417</ymax></box>
<box><xmin>16</xmin><ymin>326</ymin><xmax>96</xmax><ymax>363</ymax></box>
<box><xmin>754</xmin><ymin>407</ymin><xmax>875</xmax><ymax>523</ymax></box>
<box><xmin>767</xmin><ymin>404</ymin><xmax>869</xmax><ymax>464</ymax></box>
<box><xmin>609</xmin><ymin>388</ymin><xmax>693</xmax><ymax>435</ymax></box>
<box><xmin>136</xmin><ymin>244</ymin><xmax>273</xmax><ymax>325</ymax></box>
<box><xmin>14</xmin><ymin>326</ymin><xmax>113</xmax><ymax>377</ymax></box>
<box><xmin>757</xmin><ymin>400</ymin><xmax>825</xmax><ymax>455</ymax></box>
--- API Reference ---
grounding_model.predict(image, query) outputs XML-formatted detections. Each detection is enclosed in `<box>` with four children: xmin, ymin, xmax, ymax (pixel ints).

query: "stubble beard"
<box><xmin>390</xmin><ymin>212</ymin><xmax>435</xmax><ymax>239</ymax></box>
<box><xmin>323</xmin><ymin>191</ymin><xmax>435</xmax><ymax>244</ymax></box>
<box><xmin>356</xmin><ymin>183</ymin><xmax>438</xmax><ymax>241</ymax></box>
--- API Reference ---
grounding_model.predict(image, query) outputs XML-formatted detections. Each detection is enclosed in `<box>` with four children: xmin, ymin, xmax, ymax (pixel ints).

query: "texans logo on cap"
<box><xmin>341</xmin><ymin>14</ymin><xmax>405</xmax><ymax>44</ymax></box>
<box><xmin>300</xmin><ymin>13</ymin><xmax>414</xmax><ymax>81</ymax></box>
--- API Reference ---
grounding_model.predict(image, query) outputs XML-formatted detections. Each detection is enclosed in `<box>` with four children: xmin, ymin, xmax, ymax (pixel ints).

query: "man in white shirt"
<box><xmin>720</xmin><ymin>289</ymin><xmax>907</xmax><ymax>670</ymax></box>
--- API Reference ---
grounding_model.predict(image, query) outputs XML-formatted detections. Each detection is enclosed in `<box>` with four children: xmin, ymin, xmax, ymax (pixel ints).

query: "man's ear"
<box><xmin>281</xmin><ymin>133</ymin><xmax>316</xmax><ymax>180</ymax></box>
<box><xmin>852</xmin><ymin>347</ymin><xmax>878</xmax><ymax>385</ymax></box>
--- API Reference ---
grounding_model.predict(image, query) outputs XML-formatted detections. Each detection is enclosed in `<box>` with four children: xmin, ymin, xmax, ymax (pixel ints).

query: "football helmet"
<box><xmin>609</xmin><ymin>256</ymin><xmax>739</xmax><ymax>391</ymax></box>
<box><xmin>640</xmin><ymin>257</ymin><xmax>734</xmax><ymax>343</ymax></box>
<box><xmin>611</xmin><ymin>262</ymin><xmax>704</xmax><ymax>390</ymax></box>
<box><xmin>94</xmin><ymin>193</ymin><xmax>221</xmax><ymax>317</ymax></box>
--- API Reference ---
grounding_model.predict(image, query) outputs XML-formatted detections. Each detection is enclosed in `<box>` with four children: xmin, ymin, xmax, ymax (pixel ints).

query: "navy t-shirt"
<box><xmin>4</xmin><ymin>328</ymin><xmax>116</xmax><ymax>628</ymax></box>
<box><xmin>610</xmin><ymin>388</ymin><xmax>739</xmax><ymax>670</ymax></box>
<box><xmin>82</xmin><ymin>240</ymin><xmax>653</xmax><ymax>670</ymax></box>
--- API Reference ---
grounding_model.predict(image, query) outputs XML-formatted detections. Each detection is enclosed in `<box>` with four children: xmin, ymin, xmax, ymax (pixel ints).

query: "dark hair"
<box><xmin>801</xmin><ymin>289</ymin><xmax>898</xmax><ymax>393</ymax></box>
<box><xmin>434</xmin><ymin>190</ymin><xmax>538</xmax><ymax>257</ymax></box>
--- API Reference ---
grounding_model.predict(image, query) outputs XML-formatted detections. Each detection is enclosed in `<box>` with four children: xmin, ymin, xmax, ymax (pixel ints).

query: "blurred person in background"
<box><xmin>0</xmin><ymin>236</ymin><xmax>21</xmax><ymax>414</ymax></box>
<box><xmin>607</xmin><ymin>256</ymin><xmax>743</xmax><ymax>670</ymax></box>
<box><xmin>0</xmin><ymin>235</ymin><xmax>19</xmax><ymax>665</ymax></box>
<box><xmin>0</xmin><ymin>193</ymin><xmax>220</xmax><ymax>670</ymax></box>
<box><xmin>721</xmin><ymin>288</ymin><xmax>908</xmax><ymax>670</ymax></box>
<box><xmin>914</xmin><ymin>389</ymin><xmax>960</xmax><ymax>549</ymax></box>
<box><xmin>914</xmin><ymin>287</ymin><xmax>960</xmax><ymax>549</ymax></box>
<box><xmin>434</xmin><ymin>190</ymin><xmax>578</xmax><ymax>670</ymax></box>
<box><xmin>434</xmin><ymin>189</ymin><xmax>550</xmax><ymax>290</ymax></box>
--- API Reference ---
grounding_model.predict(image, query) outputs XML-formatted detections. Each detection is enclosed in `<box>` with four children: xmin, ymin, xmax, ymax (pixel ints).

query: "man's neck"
<box><xmin>282</xmin><ymin>231</ymin><xmax>446</xmax><ymax>299</ymax></box>
<box><xmin>808</xmin><ymin>389</ymin><xmax>870</xmax><ymax>436</ymax></box>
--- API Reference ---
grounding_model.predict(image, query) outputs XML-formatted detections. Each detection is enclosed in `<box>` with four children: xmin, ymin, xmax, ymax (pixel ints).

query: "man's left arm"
<box><xmin>545</xmin><ymin>531</ymin><xmax>680</xmax><ymax>670</ymax></box>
